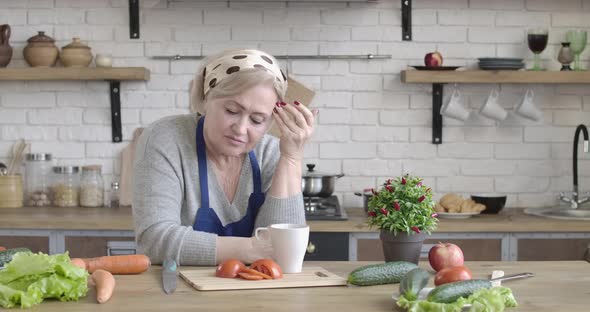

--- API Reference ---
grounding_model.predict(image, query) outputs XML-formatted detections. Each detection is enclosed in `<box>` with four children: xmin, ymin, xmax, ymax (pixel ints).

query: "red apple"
<box><xmin>428</xmin><ymin>242</ymin><xmax>464</xmax><ymax>272</ymax></box>
<box><xmin>424</xmin><ymin>51</ymin><xmax>443</xmax><ymax>67</ymax></box>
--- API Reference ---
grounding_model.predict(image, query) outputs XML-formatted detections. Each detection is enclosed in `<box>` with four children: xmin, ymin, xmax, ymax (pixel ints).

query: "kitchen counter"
<box><xmin>1</xmin><ymin>206</ymin><xmax>589</xmax><ymax>232</ymax></box>
<box><xmin>33</xmin><ymin>261</ymin><xmax>590</xmax><ymax>312</ymax></box>
<box><xmin>1</xmin><ymin>206</ymin><xmax>589</xmax><ymax>260</ymax></box>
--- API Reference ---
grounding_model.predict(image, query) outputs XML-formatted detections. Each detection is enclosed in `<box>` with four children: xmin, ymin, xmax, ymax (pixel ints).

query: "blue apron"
<box><xmin>192</xmin><ymin>117</ymin><xmax>266</xmax><ymax>237</ymax></box>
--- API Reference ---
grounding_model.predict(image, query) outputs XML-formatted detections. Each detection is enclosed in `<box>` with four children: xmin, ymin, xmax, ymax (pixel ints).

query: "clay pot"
<box><xmin>23</xmin><ymin>31</ymin><xmax>59</xmax><ymax>67</ymax></box>
<box><xmin>0</xmin><ymin>24</ymin><xmax>13</xmax><ymax>67</ymax></box>
<box><xmin>60</xmin><ymin>37</ymin><xmax>93</xmax><ymax>67</ymax></box>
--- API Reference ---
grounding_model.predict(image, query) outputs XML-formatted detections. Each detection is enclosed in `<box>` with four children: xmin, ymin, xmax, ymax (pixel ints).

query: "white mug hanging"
<box><xmin>479</xmin><ymin>89</ymin><xmax>508</xmax><ymax>121</ymax></box>
<box><xmin>440</xmin><ymin>86</ymin><xmax>470</xmax><ymax>121</ymax></box>
<box><xmin>515</xmin><ymin>89</ymin><xmax>542</xmax><ymax>121</ymax></box>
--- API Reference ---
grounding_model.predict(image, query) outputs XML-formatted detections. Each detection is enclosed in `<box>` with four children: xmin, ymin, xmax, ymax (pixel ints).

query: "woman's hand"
<box><xmin>273</xmin><ymin>101</ymin><xmax>318</xmax><ymax>162</ymax></box>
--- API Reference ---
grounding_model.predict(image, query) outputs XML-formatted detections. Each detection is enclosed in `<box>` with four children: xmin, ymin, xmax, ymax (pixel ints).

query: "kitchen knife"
<box><xmin>162</xmin><ymin>258</ymin><xmax>177</xmax><ymax>294</ymax></box>
<box><xmin>490</xmin><ymin>272</ymin><xmax>534</xmax><ymax>282</ymax></box>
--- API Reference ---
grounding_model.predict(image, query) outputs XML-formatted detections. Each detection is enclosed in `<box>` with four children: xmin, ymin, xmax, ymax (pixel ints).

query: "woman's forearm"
<box><xmin>268</xmin><ymin>156</ymin><xmax>302</xmax><ymax>198</ymax></box>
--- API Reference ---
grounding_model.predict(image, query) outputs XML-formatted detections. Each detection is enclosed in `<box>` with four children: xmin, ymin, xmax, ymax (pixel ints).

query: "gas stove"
<box><xmin>303</xmin><ymin>195</ymin><xmax>348</xmax><ymax>221</ymax></box>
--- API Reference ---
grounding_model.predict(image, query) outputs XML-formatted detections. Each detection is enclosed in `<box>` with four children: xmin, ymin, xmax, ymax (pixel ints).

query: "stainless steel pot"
<box><xmin>354</xmin><ymin>190</ymin><xmax>373</xmax><ymax>212</ymax></box>
<box><xmin>302</xmin><ymin>164</ymin><xmax>344</xmax><ymax>197</ymax></box>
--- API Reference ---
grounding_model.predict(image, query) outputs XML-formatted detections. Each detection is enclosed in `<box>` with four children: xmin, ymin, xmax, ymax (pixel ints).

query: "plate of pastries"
<box><xmin>434</xmin><ymin>193</ymin><xmax>486</xmax><ymax>219</ymax></box>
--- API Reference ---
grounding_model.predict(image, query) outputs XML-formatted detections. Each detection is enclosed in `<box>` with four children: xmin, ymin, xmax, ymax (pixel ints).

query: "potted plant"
<box><xmin>367</xmin><ymin>174</ymin><xmax>438</xmax><ymax>264</ymax></box>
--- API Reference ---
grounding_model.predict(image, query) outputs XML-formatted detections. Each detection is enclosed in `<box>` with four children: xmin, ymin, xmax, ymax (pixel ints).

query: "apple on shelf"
<box><xmin>424</xmin><ymin>51</ymin><xmax>443</xmax><ymax>67</ymax></box>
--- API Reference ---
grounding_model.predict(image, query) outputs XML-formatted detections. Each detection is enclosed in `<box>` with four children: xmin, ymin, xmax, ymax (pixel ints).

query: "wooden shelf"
<box><xmin>0</xmin><ymin>67</ymin><xmax>150</xmax><ymax>142</ymax></box>
<box><xmin>401</xmin><ymin>69</ymin><xmax>590</xmax><ymax>145</ymax></box>
<box><xmin>0</xmin><ymin>67</ymin><xmax>150</xmax><ymax>81</ymax></box>
<box><xmin>401</xmin><ymin>70</ymin><xmax>590</xmax><ymax>84</ymax></box>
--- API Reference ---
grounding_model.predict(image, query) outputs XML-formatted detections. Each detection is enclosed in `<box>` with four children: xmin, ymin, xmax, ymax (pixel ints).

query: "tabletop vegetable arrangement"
<box><xmin>0</xmin><ymin>246</ymin><xmax>150</xmax><ymax>308</ymax></box>
<box><xmin>347</xmin><ymin>242</ymin><xmax>522</xmax><ymax>312</ymax></box>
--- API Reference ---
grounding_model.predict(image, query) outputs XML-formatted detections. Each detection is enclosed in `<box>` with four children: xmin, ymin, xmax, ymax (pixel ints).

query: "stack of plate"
<box><xmin>478</xmin><ymin>58</ymin><xmax>524</xmax><ymax>70</ymax></box>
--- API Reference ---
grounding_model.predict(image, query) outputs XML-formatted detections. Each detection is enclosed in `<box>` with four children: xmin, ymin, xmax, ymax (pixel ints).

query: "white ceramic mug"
<box><xmin>255</xmin><ymin>223</ymin><xmax>310</xmax><ymax>273</ymax></box>
<box><xmin>440</xmin><ymin>88</ymin><xmax>470</xmax><ymax>121</ymax></box>
<box><xmin>479</xmin><ymin>89</ymin><xmax>508</xmax><ymax>121</ymax></box>
<box><xmin>515</xmin><ymin>89</ymin><xmax>542</xmax><ymax>121</ymax></box>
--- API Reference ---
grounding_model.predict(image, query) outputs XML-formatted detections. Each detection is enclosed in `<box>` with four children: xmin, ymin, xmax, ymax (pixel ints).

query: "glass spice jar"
<box><xmin>51</xmin><ymin>166</ymin><xmax>80</xmax><ymax>207</ymax></box>
<box><xmin>109</xmin><ymin>181</ymin><xmax>120</xmax><ymax>208</ymax></box>
<box><xmin>24</xmin><ymin>153</ymin><xmax>53</xmax><ymax>207</ymax></box>
<box><xmin>80</xmin><ymin>165</ymin><xmax>104</xmax><ymax>207</ymax></box>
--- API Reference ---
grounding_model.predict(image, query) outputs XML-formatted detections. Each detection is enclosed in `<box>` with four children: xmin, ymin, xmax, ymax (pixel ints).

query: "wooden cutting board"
<box><xmin>179</xmin><ymin>266</ymin><xmax>347</xmax><ymax>291</ymax></box>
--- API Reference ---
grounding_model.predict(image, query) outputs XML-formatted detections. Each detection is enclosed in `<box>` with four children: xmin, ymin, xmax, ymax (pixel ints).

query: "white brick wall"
<box><xmin>0</xmin><ymin>0</ymin><xmax>589</xmax><ymax>209</ymax></box>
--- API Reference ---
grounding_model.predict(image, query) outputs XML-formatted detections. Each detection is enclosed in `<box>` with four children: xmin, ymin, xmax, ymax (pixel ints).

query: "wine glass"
<box><xmin>527</xmin><ymin>28</ymin><xmax>549</xmax><ymax>71</ymax></box>
<box><xmin>566</xmin><ymin>30</ymin><xmax>587</xmax><ymax>71</ymax></box>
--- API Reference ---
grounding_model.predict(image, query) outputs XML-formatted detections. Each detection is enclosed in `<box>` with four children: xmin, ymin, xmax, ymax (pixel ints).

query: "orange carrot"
<box><xmin>71</xmin><ymin>258</ymin><xmax>87</xmax><ymax>270</ymax></box>
<box><xmin>84</xmin><ymin>255</ymin><xmax>151</xmax><ymax>274</ymax></box>
<box><xmin>91</xmin><ymin>269</ymin><xmax>115</xmax><ymax>304</ymax></box>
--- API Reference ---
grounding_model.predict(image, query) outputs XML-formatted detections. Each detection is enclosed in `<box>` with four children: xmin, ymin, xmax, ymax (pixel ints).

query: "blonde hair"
<box><xmin>189</xmin><ymin>49</ymin><xmax>286</xmax><ymax>115</ymax></box>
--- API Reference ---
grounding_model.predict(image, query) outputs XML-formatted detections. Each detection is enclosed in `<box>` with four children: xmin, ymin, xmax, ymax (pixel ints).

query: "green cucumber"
<box><xmin>347</xmin><ymin>261</ymin><xmax>418</xmax><ymax>286</ymax></box>
<box><xmin>0</xmin><ymin>248</ymin><xmax>32</xmax><ymax>267</ymax></box>
<box><xmin>427</xmin><ymin>279</ymin><xmax>492</xmax><ymax>303</ymax></box>
<box><xmin>399</xmin><ymin>268</ymin><xmax>431</xmax><ymax>301</ymax></box>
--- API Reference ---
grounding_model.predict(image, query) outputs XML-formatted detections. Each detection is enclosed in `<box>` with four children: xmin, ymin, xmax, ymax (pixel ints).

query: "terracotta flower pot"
<box><xmin>380</xmin><ymin>230</ymin><xmax>426</xmax><ymax>264</ymax></box>
<box><xmin>23</xmin><ymin>31</ymin><xmax>59</xmax><ymax>67</ymax></box>
<box><xmin>0</xmin><ymin>24</ymin><xmax>13</xmax><ymax>67</ymax></box>
<box><xmin>60</xmin><ymin>37</ymin><xmax>93</xmax><ymax>67</ymax></box>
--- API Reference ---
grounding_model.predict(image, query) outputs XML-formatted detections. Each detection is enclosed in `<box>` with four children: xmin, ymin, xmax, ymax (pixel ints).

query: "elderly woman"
<box><xmin>132</xmin><ymin>49</ymin><xmax>317</xmax><ymax>266</ymax></box>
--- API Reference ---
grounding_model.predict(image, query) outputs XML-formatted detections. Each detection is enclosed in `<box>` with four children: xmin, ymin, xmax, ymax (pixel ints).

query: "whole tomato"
<box><xmin>215</xmin><ymin>259</ymin><xmax>246</xmax><ymax>278</ymax></box>
<box><xmin>434</xmin><ymin>265</ymin><xmax>473</xmax><ymax>286</ymax></box>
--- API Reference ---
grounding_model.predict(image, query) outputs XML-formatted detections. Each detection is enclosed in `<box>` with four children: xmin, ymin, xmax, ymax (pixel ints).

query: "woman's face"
<box><xmin>203</xmin><ymin>82</ymin><xmax>278</xmax><ymax>157</ymax></box>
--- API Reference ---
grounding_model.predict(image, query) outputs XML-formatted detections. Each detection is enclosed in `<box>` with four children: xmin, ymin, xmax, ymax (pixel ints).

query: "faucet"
<box><xmin>560</xmin><ymin>124</ymin><xmax>589</xmax><ymax>209</ymax></box>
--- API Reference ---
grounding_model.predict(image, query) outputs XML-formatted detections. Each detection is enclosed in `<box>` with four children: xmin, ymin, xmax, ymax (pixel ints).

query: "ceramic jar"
<box><xmin>95</xmin><ymin>54</ymin><xmax>112</xmax><ymax>67</ymax></box>
<box><xmin>23</xmin><ymin>31</ymin><xmax>59</xmax><ymax>67</ymax></box>
<box><xmin>558</xmin><ymin>42</ymin><xmax>575</xmax><ymax>71</ymax></box>
<box><xmin>0</xmin><ymin>24</ymin><xmax>13</xmax><ymax>67</ymax></box>
<box><xmin>60</xmin><ymin>37</ymin><xmax>93</xmax><ymax>67</ymax></box>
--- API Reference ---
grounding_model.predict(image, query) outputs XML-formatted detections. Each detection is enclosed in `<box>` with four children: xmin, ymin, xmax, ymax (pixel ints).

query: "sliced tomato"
<box><xmin>238</xmin><ymin>272</ymin><xmax>264</xmax><ymax>280</ymax></box>
<box><xmin>215</xmin><ymin>259</ymin><xmax>246</xmax><ymax>278</ymax></box>
<box><xmin>240</xmin><ymin>267</ymin><xmax>272</xmax><ymax>280</ymax></box>
<box><xmin>250</xmin><ymin>258</ymin><xmax>283</xmax><ymax>279</ymax></box>
<box><xmin>434</xmin><ymin>265</ymin><xmax>473</xmax><ymax>286</ymax></box>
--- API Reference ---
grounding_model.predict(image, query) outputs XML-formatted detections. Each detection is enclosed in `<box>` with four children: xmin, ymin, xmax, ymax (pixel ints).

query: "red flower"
<box><xmin>431</xmin><ymin>213</ymin><xmax>438</xmax><ymax>218</ymax></box>
<box><xmin>418</xmin><ymin>195</ymin><xmax>426</xmax><ymax>203</ymax></box>
<box><xmin>368</xmin><ymin>211</ymin><xmax>377</xmax><ymax>217</ymax></box>
<box><xmin>412</xmin><ymin>226</ymin><xmax>421</xmax><ymax>233</ymax></box>
<box><xmin>394</xmin><ymin>202</ymin><xmax>401</xmax><ymax>211</ymax></box>
<box><xmin>401</xmin><ymin>177</ymin><xmax>407</xmax><ymax>185</ymax></box>
<box><xmin>417</xmin><ymin>181</ymin><xmax>422</xmax><ymax>187</ymax></box>
<box><xmin>380</xmin><ymin>207</ymin><xmax>388</xmax><ymax>215</ymax></box>
<box><xmin>385</xmin><ymin>185</ymin><xmax>394</xmax><ymax>192</ymax></box>
<box><xmin>386</xmin><ymin>179</ymin><xmax>392</xmax><ymax>185</ymax></box>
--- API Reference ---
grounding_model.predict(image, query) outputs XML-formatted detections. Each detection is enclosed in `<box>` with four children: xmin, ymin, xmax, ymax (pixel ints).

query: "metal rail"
<box><xmin>150</xmin><ymin>54</ymin><xmax>392</xmax><ymax>61</ymax></box>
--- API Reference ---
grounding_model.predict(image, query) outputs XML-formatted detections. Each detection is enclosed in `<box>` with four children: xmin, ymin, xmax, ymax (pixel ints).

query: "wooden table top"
<box><xmin>0</xmin><ymin>206</ymin><xmax>589</xmax><ymax>233</ymax></box>
<box><xmin>31</xmin><ymin>261</ymin><xmax>590</xmax><ymax>312</ymax></box>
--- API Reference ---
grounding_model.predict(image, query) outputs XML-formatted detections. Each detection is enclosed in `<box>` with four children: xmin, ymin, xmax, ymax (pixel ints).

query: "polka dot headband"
<box><xmin>203</xmin><ymin>49</ymin><xmax>288</xmax><ymax>98</ymax></box>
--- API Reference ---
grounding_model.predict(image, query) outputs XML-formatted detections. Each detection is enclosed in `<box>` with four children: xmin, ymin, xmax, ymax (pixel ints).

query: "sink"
<box><xmin>524</xmin><ymin>207</ymin><xmax>590</xmax><ymax>221</ymax></box>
